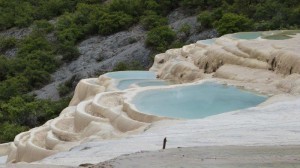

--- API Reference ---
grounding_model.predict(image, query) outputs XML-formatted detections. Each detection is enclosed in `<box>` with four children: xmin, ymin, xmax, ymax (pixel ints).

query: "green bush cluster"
<box><xmin>0</xmin><ymin>32</ymin><xmax>59</xmax><ymax>100</ymax></box>
<box><xmin>197</xmin><ymin>11</ymin><xmax>214</xmax><ymax>29</ymax></box>
<box><xmin>98</xmin><ymin>12</ymin><xmax>134</xmax><ymax>35</ymax></box>
<box><xmin>113</xmin><ymin>61</ymin><xmax>143</xmax><ymax>71</ymax></box>
<box><xmin>0</xmin><ymin>122</ymin><xmax>28</xmax><ymax>143</ymax></box>
<box><xmin>0</xmin><ymin>96</ymin><xmax>70</xmax><ymax>143</ymax></box>
<box><xmin>146</xmin><ymin>26</ymin><xmax>176</xmax><ymax>52</ymax></box>
<box><xmin>0</xmin><ymin>37</ymin><xmax>17</xmax><ymax>53</ymax></box>
<box><xmin>0</xmin><ymin>27</ymin><xmax>68</xmax><ymax>142</ymax></box>
<box><xmin>214</xmin><ymin>13</ymin><xmax>253</xmax><ymax>35</ymax></box>
<box><xmin>196</xmin><ymin>0</ymin><xmax>300</xmax><ymax>35</ymax></box>
<box><xmin>33</xmin><ymin>20</ymin><xmax>54</xmax><ymax>34</ymax></box>
<box><xmin>141</xmin><ymin>11</ymin><xmax>168</xmax><ymax>30</ymax></box>
<box><xmin>57</xmin><ymin>75</ymin><xmax>79</xmax><ymax>97</ymax></box>
<box><xmin>0</xmin><ymin>0</ymin><xmax>78</xmax><ymax>30</ymax></box>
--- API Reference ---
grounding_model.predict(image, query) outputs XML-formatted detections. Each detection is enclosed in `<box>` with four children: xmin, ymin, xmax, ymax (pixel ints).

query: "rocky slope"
<box><xmin>0</xmin><ymin>8</ymin><xmax>217</xmax><ymax>101</ymax></box>
<box><xmin>31</xmin><ymin>9</ymin><xmax>217</xmax><ymax>100</ymax></box>
<box><xmin>32</xmin><ymin>25</ymin><xmax>151</xmax><ymax>100</ymax></box>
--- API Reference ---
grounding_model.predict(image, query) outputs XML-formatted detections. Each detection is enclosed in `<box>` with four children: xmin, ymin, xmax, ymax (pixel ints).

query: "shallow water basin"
<box><xmin>105</xmin><ymin>71</ymin><xmax>157</xmax><ymax>79</ymax></box>
<box><xmin>232</xmin><ymin>32</ymin><xmax>261</xmax><ymax>40</ymax></box>
<box><xmin>132</xmin><ymin>82</ymin><xmax>267</xmax><ymax>119</ymax></box>
<box><xmin>197</xmin><ymin>38</ymin><xmax>216</xmax><ymax>45</ymax></box>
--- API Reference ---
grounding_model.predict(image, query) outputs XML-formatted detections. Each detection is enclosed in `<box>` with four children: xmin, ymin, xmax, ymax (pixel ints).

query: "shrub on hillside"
<box><xmin>56</xmin><ymin>13</ymin><xmax>85</xmax><ymax>44</ymax></box>
<box><xmin>33</xmin><ymin>20</ymin><xmax>54</xmax><ymax>33</ymax></box>
<box><xmin>17</xmin><ymin>35</ymin><xmax>52</xmax><ymax>57</ymax></box>
<box><xmin>109</xmin><ymin>0</ymin><xmax>143</xmax><ymax>17</ymax></box>
<box><xmin>180</xmin><ymin>0</ymin><xmax>222</xmax><ymax>9</ymax></box>
<box><xmin>57</xmin><ymin>75</ymin><xmax>78</xmax><ymax>97</ymax></box>
<box><xmin>213</xmin><ymin>13</ymin><xmax>253</xmax><ymax>35</ymax></box>
<box><xmin>58</xmin><ymin>43</ymin><xmax>81</xmax><ymax>62</ymax></box>
<box><xmin>0</xmin><ymin>95</ymin><xmax>70</xmax><ymax>142</ymax></box>
<box><xmin>0</xmin><ymin>37</ymin><xmax>17</xmax><ymax>52</ymax></box>
<box><xmin>57</xmin><ymin>83</ymin><xmax>72</xmax><ymax>97</ymax></box>
<box><xmin>13</xmin><ymin>2</ymin><xmax>35</xmax><ymax>28</ymax></box>
<box><xmin>113</xmin><ymin>61</ymin><xmax>143</xmax><ymax>71</ymax></box>
<box><xmin>0</xmin><ymin>122</ymin><xmax>28</xmax><ymax>143</ymax></box>
<box><xmin>0</xmin><ymin>76</ymin><xmax>30</xmax><ymax>100</ymax></box>
<box><xmin>0</xmin><ymin>56</ymin><xmax>10</xmax><ymax>81</ymax></box>
<box><xmin>140</xmin><ymin>11</ymin><xmax>168</xmax><ymax>30</ymax></box>
<box><xmin>23</xmin><ymin>69</ymin><xmax>51</xmax><ymax>89</ymax></box>
<box><xmin>146</xmin><ymin>26</ymin><xmax>176</xmax><ymax>52</ymax></box>
<box><xmin>197</xmin><ymin>11</ymin><xmax>214</xmax><ymax>29</ymax></box>
<box><xmin>98</xmin><ymin>12</ymin><xmax>134</xmax><ymax>35</ymax></box>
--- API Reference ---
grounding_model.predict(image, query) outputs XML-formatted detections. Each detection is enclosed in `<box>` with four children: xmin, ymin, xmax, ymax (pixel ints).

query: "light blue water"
<box><xmin>232</xmin><ymin>32</ymin><xmax>261</xmax><ymax>40</ymax></box>
<box><xmin>133</xmin><ymin>82</ymin><xmax>267</xmax><ymax>119</ymax></box>
<box><xmin>117</xmin><ymin>79</ymin><xmax>169</xmax><ymax>90</ymax></box>
<box><xmin>136</xmin><ymin>80</ymin><xmax>169</xmax><ymax>87</ymax></box>
<box><xmin>262</xmin><ymin>30</ymin><xmax>300</xmax><ymax>40</ymax></box>
<box><xmin>197</xmin><ymin>39</ymin><xmax>216</xmax><ymax>45</ymax></box>
<box><xmin>105</xmin><ymin>71</ymin><xmax>157</xmax><ymax>79</ymax></box>
<box><xmin>117</xmin><ymin>79</ymin><xmax>147</xmax><ymax>90</ymax></box>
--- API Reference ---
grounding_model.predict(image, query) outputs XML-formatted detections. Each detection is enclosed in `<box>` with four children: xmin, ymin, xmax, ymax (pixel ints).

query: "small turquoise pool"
<box><xmin>232</xmin><ymin>32</ymin><xmax>261</xmax><ymax>40</ymax></box>
<box><xmin>105</xmin><ymin>71</ymin><xmax>157</xmax><ymax>79</ymax></box>
<box><xmin>197</xmin><ymin>38</ymin><xmax>216</xmax><ymax>45</ymax></box>
<box><xmin>132</xmin><ymin>82</ymin><xmax>267</xmax><ymax>119</ymax></box>
<box><xmin>262</xmin><ymin>30</ymin><xmax>300</xmax><ymax>40</ymax></box>
<box><xmin>106</xmin><ymin>71</ymin><xmax>169</xmax><ymax>90</ymax></box>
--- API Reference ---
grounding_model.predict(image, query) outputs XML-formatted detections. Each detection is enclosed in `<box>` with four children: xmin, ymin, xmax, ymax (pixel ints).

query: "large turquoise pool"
<box><xmin>132</xmin><ymin>82</ymin><xmax>267</xmax><ymax>119</ymax></box>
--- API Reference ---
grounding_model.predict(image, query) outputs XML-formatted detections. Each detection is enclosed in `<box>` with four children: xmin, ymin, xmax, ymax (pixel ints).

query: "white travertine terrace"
<box><xmin>1</xmin><ymin>30</ymin><xmax>300</xmax><ymax>165</ymax></box>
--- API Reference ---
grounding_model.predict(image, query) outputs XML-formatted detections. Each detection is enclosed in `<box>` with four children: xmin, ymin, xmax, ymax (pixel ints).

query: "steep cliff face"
<box><xmin>1</xmin><ymin>30</ymin><xmax>300</xmax><ymax>165</ymax></box>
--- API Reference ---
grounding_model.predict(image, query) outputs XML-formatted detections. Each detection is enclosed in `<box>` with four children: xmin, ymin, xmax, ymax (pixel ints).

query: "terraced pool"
<box><xmin>232</xmin><ymin>32</ymin><xmax>261</xmax><ymax>40</ymax></box>
<box><xmin>132</xmin><ymin>82</ymin><xmax>267</xmax><ymax>119</ymax></box>
<box><xmin>105</xmin><ymin>71</ymin><xmax>157</xmax><ymax>79</ymax></box>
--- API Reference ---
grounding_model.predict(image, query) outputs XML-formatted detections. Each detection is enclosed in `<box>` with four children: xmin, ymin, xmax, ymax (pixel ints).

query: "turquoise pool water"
<box><xmin>105</xmin><ymin>71</ymin><xmax>157</xmax><ymax>79</ymax></box>
<box><xmin>106</xmin><ymin>71</ymin><xmax>168</xmax><ymax>90</ymax></box>
<box><xmin>231</xmin><ymin>30</ymin><xmax>300</xmax><ymax>40</ymax></box>
<box><xmin>232</xmin><ymin>32</ymin><xmax>261</xmax><ymax>39</ymax></box>
<box><xmin>197</xmin><ymin>39</ymin><xmax>216</xmax><ymax>45</ymax></box>
<box><xmin>136</xmin><ymin>80</ymin><xmax>169</xmax><ymax>87</ymax></box>
<box><xmin>117</xmin><ymin>79</ymin><xmax>169</xmax><ymax>90</ymax></box>
<box><xmin>262</xmin><ymin>30</ymin><xmax>300</xmax><ymax>40</ymax></box>
<box><xmin>132</xmin><ymin>82</ymin><xmax>267</xmax><ymax>119</ymax></box>
<box><xmin>117</xmin><ymin>79</ymin><xmax>146</xmax><ymax>90</ymax></box>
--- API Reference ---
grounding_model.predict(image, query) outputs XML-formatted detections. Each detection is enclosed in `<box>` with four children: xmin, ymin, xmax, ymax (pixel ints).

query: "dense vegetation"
<box><xmin>195</xmin><ymin>0</ymin><xmax>300</xmax><ymax>35</ymax></box>
<box><xmin>0</xmin><ymin>0</ymin><xmax>299</xmax><ymax>143</ymax></box>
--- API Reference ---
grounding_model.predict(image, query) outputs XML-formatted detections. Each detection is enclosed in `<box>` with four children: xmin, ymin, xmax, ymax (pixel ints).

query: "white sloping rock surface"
<box><xmin>39</xmin><ymin>98</ymin><xmax>300</xmax><ymax>166</ymax></box>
